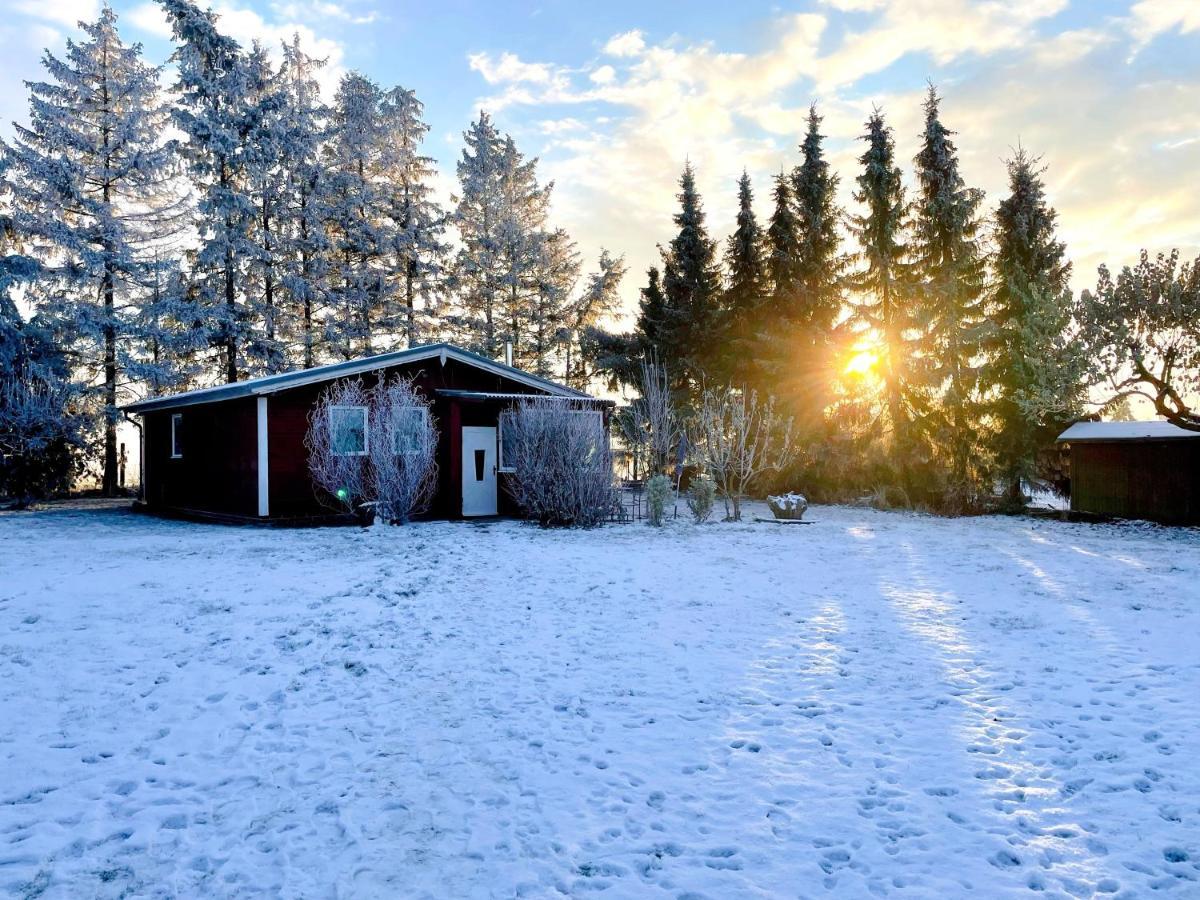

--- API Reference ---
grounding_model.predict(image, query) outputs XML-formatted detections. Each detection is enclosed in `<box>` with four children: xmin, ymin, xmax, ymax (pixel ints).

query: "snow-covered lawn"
<box><xmin>1</xmin><ymin>502</ymin><xmax>1198</xmax><ymax>899</ymax></box>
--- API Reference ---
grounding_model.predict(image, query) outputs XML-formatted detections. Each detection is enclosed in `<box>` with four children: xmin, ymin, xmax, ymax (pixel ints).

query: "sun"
<box><xmin>844</xmin><ymin>349</ymin><xmax>880</xmax><ymax>378</ymax></box>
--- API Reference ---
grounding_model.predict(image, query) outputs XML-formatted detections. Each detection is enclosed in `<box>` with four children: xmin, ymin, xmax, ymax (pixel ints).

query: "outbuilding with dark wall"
<box><xmin>124</xmin><ymin>343</ymin><xmax>611</xmax><ymax>523</ymax></box>
<box><xmin>1057</xmin><ymin>421</ymin><xmax>1200</xmax><ymax>525</ymax></box>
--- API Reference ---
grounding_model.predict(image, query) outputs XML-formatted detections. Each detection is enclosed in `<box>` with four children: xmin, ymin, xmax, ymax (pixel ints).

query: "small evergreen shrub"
<box><xmin>646</xmin><ymin>474</ymin><xmax>672</xmax><ymax>527</ymax></box>
<box><xmin>686</xmin><ymin>476</ymin><xmax>715</xmax><ymax>523</ymax></box>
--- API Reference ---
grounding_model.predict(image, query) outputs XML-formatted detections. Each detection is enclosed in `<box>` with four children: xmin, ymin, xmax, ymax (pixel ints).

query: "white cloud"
<box><xmin>603</xmin><ymin>30</ymin><xmax>645</xmax><ymax>58</ymax></box>
<box><xmin>1126</xmin><ymin>0</ymin><xmax>1200</xmax><ymax>50</ymax></box>
<box><xmin>270</xmin><ymin>1</ymin><xmax>377</xmax><ymax>26</ymax></box>
<box><xmin>468</xmin><ymin>51</ymin><xmax>556</xmax><ymax>85</ymax></box>
<box><xmin>128</xmin><ymin>2</ymin><xmax>172</xmax><ymax>39</ymax></box>
<box><xmin>589</xmin><ymin>64</ymin><xmax>616</xmax><ymax>85</ymax></box>
<box><xmin>12</xmin><ymin>0</ymin><xmax>97</xmax><ymax>28</ymax></box>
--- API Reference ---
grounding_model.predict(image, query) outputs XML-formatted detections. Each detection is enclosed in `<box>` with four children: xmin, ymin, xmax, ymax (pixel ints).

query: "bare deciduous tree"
<box><xmin>616</xmin><ymin>353</ymin><xmax>680</xmax><ymax>478</ymax></box>
<box><xmin>502</xmin><ymin>397</ymin><xmax>614</xmax><ymax>527</ymax></box>
<box><xmin>693</xmin><ymin>387</ymin><xmax>798</xmax><ymax>521</ymax></box>
<box><xmin>306</xmin><ymin>378</ymin><xmax>370</xmax><ymax>513</ymax></box>
<box><xmin>369</xmin><ymin>375</ymin><xmax>438</xmax><ymax>522</ymax></box>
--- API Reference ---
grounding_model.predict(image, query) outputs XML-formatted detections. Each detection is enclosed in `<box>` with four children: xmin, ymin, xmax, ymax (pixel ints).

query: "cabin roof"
<box><xmin>124</xmin><ymin>343</ymin><xmax>591</xmax><ymax>414</ymax></box>
<box><xmin>1056</xmin><ymin>420</ymin><xmax>1200</xmax><ymax>443</ymax></box>
<box><xmin>435</xmin><ymin>389</ymin><xmax>614</xmax><ymax>406</ymax></box>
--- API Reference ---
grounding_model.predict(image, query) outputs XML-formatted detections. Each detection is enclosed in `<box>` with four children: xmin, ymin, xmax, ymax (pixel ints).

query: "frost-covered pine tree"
<box><xmin>524</xmin><ymin>227</ymin><xmax>580</xmax><ymax>378</ymax></box>
<box><xmin>847</xmin><ymin>108</ymin><xmax>922</xmax><ymax>466</ymax></box>
<box><xmin>0</xmin><ymin>213</ymin><xmax>90</xmax><ymax>505</ymax></box>
<box><xmin>984</xmin><ymin>149</ymin><xmax>1083</xmax><ymax>505</ymax></box>
<box><xmin>161</xmin><ymin>0</ymin><xmax>260</xmax><ymax>384</ymax></box>
<box><xmin>660</xmin><ymin>162</ymin><xmax>722</xmax><ymax>402</ymax></box>
<box><xmin>242</xmin><ymin>41</ymin><xmax>289</xmax><ymax>375</ymax></box>
<box><xmin>323</xmin><ymin>72</ymin><xmax>390</xmax><ymax>360</ymax></box>
<box><xmin>125</xmin><ymin>247</ymin><xmax>204</xmax><ymax>397</ymax></box>
<box><xmin>277</xmin><ymin>35</ymin><xmax>331</xmax><ymax>369</ymax></box>
<box><xmin>379</xmin><ymin>86</ymin><xmax>447</xmax><ymax>348</ymax></box>
<box><xmin>910</xmin><ymin>85</ymin><xmax>990</xmax><ymax>508</ymax></box>
<box><xmin>495</xmin><ymin>135</ymin><xmax>559</xmax><ymax>367</ymax></box>
<box><xmin>452</xmin><ymin>115</ymin><xmax>571</xmax><ymax>366</ymax></box>
<box><xmin>563</xmin><ymin>249</ymin><xmax>625</xmax><ymax>388</ymax></box>
<box><xmin>722</xmin><ymin>170</ymin><xmax>768</xmax><ymax>384</ymax></box>
<box><xmin>3</xmin><ymin>5</ymin><xmax>180</xmax><ymax>494</ymax></box>
<box><xmin>451</xmin><ymin>113</ymin><xmax>506</xmax><ymax>355</ymax></box>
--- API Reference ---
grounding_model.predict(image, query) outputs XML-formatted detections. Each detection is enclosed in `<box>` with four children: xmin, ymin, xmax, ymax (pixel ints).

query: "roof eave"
<box><xmin>122</xmin><ymin>343</ymin><xmax>591</xmax><ymax>414</ymax></box>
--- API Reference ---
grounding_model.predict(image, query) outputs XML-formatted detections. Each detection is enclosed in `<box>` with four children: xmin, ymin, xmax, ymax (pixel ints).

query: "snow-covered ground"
<box><xmin>1</xmin><ymin>502</ymin><xmax>1198</xmax><ymax>899</ymax></box>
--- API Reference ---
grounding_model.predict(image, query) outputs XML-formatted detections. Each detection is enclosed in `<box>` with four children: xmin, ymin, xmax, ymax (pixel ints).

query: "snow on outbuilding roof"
<box><xmin>1056</xmin><ymin>420</ymin><xmax>1200</xmax><ymax>443</ymax></box>
<box><xmin>123</xmin><ymin>343</ymin><xmax>591</xmax><ymax>414</ymax></box>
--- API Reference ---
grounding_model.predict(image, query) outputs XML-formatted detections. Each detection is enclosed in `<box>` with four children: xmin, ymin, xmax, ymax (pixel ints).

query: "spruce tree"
<box><xmin>277</xmin><ymin>35</ymin><xmax>331</xmax><ymax>369</ymax></box>
<box><xmin>4</xmin><ymin>5</ymin><xmax>179</xmax><ymax>494</ymax></box>
<box><xmin>242</xmin><ymin>41</ymin><xmax>288</xmax><ymax>374</ymax></box>
<box><xmin>563</xmin><ymin>249</ymin><xmax>625</xmax><ymax>387</ymax></box>
<box><xmin>161</xmin><ymin>0</ymin><xmax>259</xmax><ymax>384</ymax></box>
<box><xmin>451</xmin><ymin>115</ymin><xmax>573</xmax><ymax>365</ymax></box>
<box><xmin>324</xmin><ymin>72</ymin><xmax>389</xmax><ymax>360</ymax></box>
<box><xmin>910</xmin><ymin>85</ymin><xmax>990</xmax><ymax>507</ymax></box>
<box><xmin>766</xmin><ymin>171</ymin><xmax>801</xmax><ymax>304</ymax></box>
<box><xmin>659</xmin><ymin>162</ymin><xmax>722</xmax><ymax>400</ymax></box>
<box><xmin>495</xmin><ymin>134</ymin><xmax>559</xmax><ymax>367</ymax></box>
<box><xmin>525</xmin><ymin>228</ymin><xmax>580</xmax><ymax>377</ymax></box>
<box><xmin>792</xmin><ymin>105</ymin><xmax>844</xmax><ymax>336</ymax></box>
<box><xmin>379</xmin><ymin>86</ymin><xmax>447</xmax><ymax>348</ymax></box>
<box><xmin>451</xmin><ymin>113</ymin><xmax>507</xmax><ymax>356</ymax></box>
<box><xmin>984</xmin><ymin>149</ymin><xmax>1082</xmax><ymax>505</ymax></box>
<box><xmin>722</xmin><ymin>171</ymin><xmax>767</xmax><ymax>384</ymax></box>
<box><xmin>637</xmin><ymin>266</ymin><xmax>668</xmax><ymax>351</ymax></box>
<box><xmin>847</xmin><ymin>109</ymin><xmax>921</xmax><ymax>467</ymax></box>
<box><xmin>784</xmin><ymin>104</ymin><xmax>846</xmax><ymax>427</ymax></box>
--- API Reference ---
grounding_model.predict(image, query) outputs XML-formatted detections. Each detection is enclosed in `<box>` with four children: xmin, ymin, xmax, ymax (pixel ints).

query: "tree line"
<box><xmin>1</xmin><ymin>2</ymin><xmax>1197</xmax><ymax>511</ymax></box>
<box><xmin>587</xmin><ymin>91</ymin><xmax>1200</xmax><ymax>512</ymax></box>
<box><xmin>0</xmin><ymin>2</ymin><xmax>623</xmax><ymax>499</ymax></box>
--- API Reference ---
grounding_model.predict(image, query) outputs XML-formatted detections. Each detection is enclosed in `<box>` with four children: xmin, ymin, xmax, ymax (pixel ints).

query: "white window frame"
<box><xmin>329</xmin><ymin>404</ymin><xmax>369</xmax><ymax>457</ymax></box>
<box><xmin>391</xmin><ymin>406</ymin><xmax>430</xmax><ymax>457</ymax></box>
<box><xmin>170</xmin><ymin>413</ymin><xmax>183</xmax><ymax>459</ymax></box>
<box><xmin>498</xmin><ymin>407</ymin><xmax>604</xmax><ymax>473</ymax></box>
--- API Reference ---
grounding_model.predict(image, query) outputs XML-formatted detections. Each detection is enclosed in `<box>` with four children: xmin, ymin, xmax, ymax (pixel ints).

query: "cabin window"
<box><xmin>498</xmin><ymin>410</ymin><xmax>517</xmax><ymax>473</ymax></box>
<box><xmin>330</xmin><ymin>405</ymin><xmax>369</xmax><ymax>456</ymax></box>
<box><xmin>171</xmin><ymin>413</ymin><xmax>183</xmax><ymax>459</ymax></box>
<box><xmin>498</xmin><ymin>407</ymin><xmax>604</xmax><ymax>472</ymax></box>
<box><xmin>391</xmin><ymin>407</ymin><xmax>430</xmax><ymax>456</ymax></box>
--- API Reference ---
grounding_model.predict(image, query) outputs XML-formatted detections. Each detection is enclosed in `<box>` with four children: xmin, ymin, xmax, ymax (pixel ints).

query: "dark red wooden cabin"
<box><xmin>125</xmin><ymin>343</ymin><xmax>611</xmax><ymax>523</ymax></box>
<box><xmin>1057</xmin><ymin>421</ymin><xmax>1200</xmax><ymax>525</ymax></box>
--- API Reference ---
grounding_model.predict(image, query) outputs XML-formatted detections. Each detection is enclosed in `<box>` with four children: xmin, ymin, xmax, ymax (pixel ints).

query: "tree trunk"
<box><xmin>225</xmin><ymin>245</ymin><xmax>237</xmax><ymax>383</ymax></box>
<box><xmin>300</xmin><ymin>190</ymin><xmax>314</xmax><ymax>369</ymax></box>
<box><xmin>100</xmin><ymin>45</ymin><xmax>118</xmax><ymax>496</ymax></box>
<box><xmin>102</xmin><ymin>262</ymin><xmax>118</xmax><ymax>497</ymax></box>
<box><xmin>405</xmin><ymin>258</ymin><xmax>415</xmax><ymax>348</ymax></box>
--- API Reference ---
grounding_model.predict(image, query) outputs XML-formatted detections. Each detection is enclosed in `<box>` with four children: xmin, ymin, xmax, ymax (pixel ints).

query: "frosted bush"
<box><xmin>502</xmin><ymin>398</ymin><xmax>614</xmax><ymax>527</ymax></box>
<box><xmin>646</xmin><ymin>474</ymin><xmax>672</xmax><ymax>527</ymax></box>
<box><xmin>687</xmin><ymin>476</ymin><xmax>716</xmax><ymax>523</ymax></box>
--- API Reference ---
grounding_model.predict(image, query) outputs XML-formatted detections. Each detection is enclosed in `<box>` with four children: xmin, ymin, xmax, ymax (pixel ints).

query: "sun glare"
<box><xmin>844</xmin><ymin>349</ymin><xmax>879</xmax><ymax>378</ymax></box>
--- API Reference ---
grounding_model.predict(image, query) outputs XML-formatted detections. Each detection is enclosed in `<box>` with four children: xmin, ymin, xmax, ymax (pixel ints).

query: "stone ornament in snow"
<box><xmin>768</xmin><ymin>492</ymin><xmax>808</xmax><ymax>520</ymax></box>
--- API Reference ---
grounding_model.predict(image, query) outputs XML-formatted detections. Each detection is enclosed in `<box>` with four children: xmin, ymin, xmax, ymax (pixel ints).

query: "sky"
<box><xmin>1</xmin><ymin>0</ymin><xmax>1198</xmax><ymax>324</ymax></box>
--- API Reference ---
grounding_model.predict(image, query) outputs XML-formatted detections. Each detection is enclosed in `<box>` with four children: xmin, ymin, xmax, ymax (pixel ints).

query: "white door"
<box><xmin>461</xmin><ymin>426</ymin><xmax>498</xmax><ymax>516</ymax></box>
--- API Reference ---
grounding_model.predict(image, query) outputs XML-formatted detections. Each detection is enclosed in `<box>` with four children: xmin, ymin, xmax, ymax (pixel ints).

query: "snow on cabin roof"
<box><xmin>1056</xmin><ymin>420</ymin><xmax>1200</xmax><ymax>443</ymax></box>
<box><xmin>436</xmin><ymin>389</ymin><xmax>614</xmax><ymax>406</ymax></box>
<box><xmin>123</xmin><ymin>343</ymin><xmax>591</xmax><ymax>414</ymax></box>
